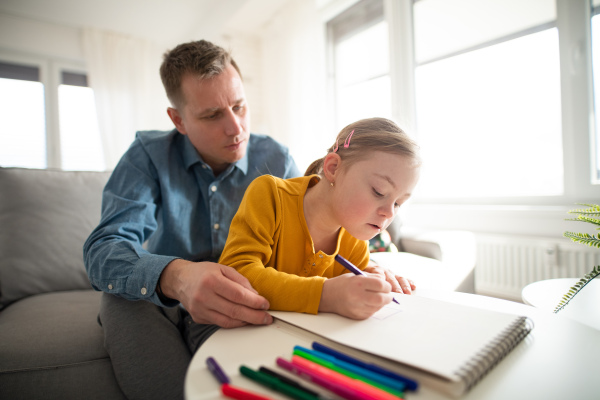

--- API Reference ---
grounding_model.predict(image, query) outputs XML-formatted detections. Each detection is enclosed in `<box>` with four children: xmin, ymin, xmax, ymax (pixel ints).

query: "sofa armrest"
<box><xmin>383</xmin><ymin>227</ymin><xmax>477</xmax><ymax>293</ymax></box>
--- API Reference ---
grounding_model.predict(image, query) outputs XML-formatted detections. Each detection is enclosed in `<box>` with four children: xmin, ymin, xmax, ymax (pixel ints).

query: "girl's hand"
<box><xmin>319</xmin><ymin>274</ymin><xmax>393</xmax><ymax>320</ymax></box>
<box><xmin>364</xmin><ymin>263</ymin><xmax>416</xmax><ymax>295</ymax></box>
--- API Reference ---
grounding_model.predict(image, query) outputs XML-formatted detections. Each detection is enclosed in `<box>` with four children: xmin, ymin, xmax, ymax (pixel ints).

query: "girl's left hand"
<box><xmin>364</xmin><ymin>263</ymin><xmax>416</xmax><ymax>295</ymax></box>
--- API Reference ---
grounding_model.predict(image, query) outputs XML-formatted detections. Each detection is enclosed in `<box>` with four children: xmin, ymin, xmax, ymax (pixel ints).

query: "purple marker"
<box><xmin>206</xmin><ymin>356</ymin><xmax>230</xmax><ymax>385</ymax></box>
<box><xmin>334</xmin><ymin>254</ymin><xmax>400</xmax><ymax>304</ymax></box>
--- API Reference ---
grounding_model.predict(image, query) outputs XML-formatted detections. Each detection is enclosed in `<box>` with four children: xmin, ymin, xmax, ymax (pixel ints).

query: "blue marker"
<box><xmin>334</xmin><ymin>254</ymin><xmax>400</xmax><ymax>304</ymax></box>
<box><xmin>312</xmin><ymin>341</ymin><xmax>419</xmax><ymax>391</ymax></box>
<box><xmin>294</xmin><ymin>345</ymin><xmax>406</xmax><ymax>391</ymax></box>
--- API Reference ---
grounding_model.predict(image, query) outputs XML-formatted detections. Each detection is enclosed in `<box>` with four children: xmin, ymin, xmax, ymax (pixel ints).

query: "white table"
<box><xmin>522</xmin><ymin>278</ymin><xmax>600</xmax><ymax>331</ymax></box>
<box><xmin>185</xmin><ymin>289</ymin><xmax>600</xmax><ymax>400</ymax></box>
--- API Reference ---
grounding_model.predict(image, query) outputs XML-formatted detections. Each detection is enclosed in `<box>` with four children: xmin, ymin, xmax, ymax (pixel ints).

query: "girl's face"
<box><xmin>331</xmin><ymin>151</ymin><xmax>420</xmax><ymax>241</ymax></box>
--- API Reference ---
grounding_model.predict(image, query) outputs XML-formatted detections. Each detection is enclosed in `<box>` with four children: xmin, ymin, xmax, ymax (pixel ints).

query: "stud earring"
<box><xmin>330</xmin><ymin>181</ymin><xmax>334</xmax><ymax>187</ymax></box>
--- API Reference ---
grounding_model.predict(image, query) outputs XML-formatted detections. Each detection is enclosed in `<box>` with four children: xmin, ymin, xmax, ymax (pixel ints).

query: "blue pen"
<box><xmin>334</xmin><ymin>254</ymin><xmax>400</xmax><ymax>304</ymax></box>
<box><xmin>312</xmin><ymin>342</ymin><xmax>419</xmax><ymax>391</ymax></box>
<box><xmin>293</xmin><ymin>345</ymin><xmax>406</xmax><ymax>392</ymax></box>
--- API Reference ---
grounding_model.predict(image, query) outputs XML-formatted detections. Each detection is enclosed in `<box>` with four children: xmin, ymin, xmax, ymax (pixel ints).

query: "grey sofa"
<box><xmin>0</xmin><ymin>167</ymin><xmax>125</xmax><ymax>400</ymax></box>
<box><xmin>0</xmin><ymin>166</ymin><xmax>476</xmax><ymax>400</ymax></box>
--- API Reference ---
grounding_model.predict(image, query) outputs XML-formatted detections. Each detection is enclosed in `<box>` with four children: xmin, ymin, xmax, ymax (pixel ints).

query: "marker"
<box><xmin>240</xmin><ymin>365</ymin><xmax>319</xmax><ymax>400</ymax></box>
<box><xmin>312</xmin><ymin>342</ymin><xmax>418</xmax><ymax>391</ymax></box>
<box><xmin>276</xmin><ymin>357</ymin><xmax>371</xmax><ymax>400</ymax></box>
<box><xmin>335</xmin><ymin>254</ymin><xmax>400</xmax><ymax>304</ymax></box>
<box><xmin>291</xmin><ymin>356</ymin><xmax>402</xmax><ymax>400</ymax></box>
<box><xmin>293</xmin><ymin>346</ymin><xmax>405</xmax><ymax>395</ymax></box>
<box><xmin>221</xmin><ymin>383</ymin><xmax>274</xmax><ymax>400</ymax></box>
<box><xmin>206</xmin><ymin>357</ymin><xmax>274</xmax><ymax>400</ymax></box>
<box><xmin>206</xmin><ymin>356</ymin><xmax>230</xmax><ymax>384</ymax></box>
<box><xmin>258</xmin><ymin>366</ymin><xmax>329</xmax><ymax>399</ymax></box>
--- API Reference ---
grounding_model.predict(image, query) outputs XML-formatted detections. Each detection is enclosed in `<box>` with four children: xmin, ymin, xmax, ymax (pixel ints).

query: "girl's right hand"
<box><xmin>319</xmin><ymin>274</ymin><xmax>394</xmax><ymax>319</ymax></box>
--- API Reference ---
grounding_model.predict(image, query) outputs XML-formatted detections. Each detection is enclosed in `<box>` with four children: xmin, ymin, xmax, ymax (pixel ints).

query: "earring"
<box><xmin>330</xmin><ymin>181</ymin><xmax>334</xmax><ymax>187</ymax></box>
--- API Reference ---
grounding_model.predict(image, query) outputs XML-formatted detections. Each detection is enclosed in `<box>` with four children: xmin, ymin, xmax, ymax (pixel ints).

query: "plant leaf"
<box><xmin>554</xmin><ymin>265</ymin><xmax>600</xmax><ymax>313</ymax></box>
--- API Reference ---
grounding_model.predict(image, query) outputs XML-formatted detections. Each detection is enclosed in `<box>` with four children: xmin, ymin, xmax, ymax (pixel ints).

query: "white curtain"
<box><xmin>82</xmin><ymin>28</ymin><xmax>172</xmax><ymax>170</ymax></box>
<box><xmin>258</xmin><ymin>0</ymin><xmax>330</xmax><ymax>172</ymax></box>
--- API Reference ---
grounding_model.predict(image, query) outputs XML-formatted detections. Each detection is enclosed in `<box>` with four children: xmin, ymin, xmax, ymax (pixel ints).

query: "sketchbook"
<box><xmin>269</xmin><ymin>294</ymin><xmax>533</xmax><ymax>398</ymax></box>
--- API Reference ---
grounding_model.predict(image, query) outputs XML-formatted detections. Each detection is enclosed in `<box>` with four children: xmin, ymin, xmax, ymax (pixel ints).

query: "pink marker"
<box><xmin>291</xmin><ymin>356</ymin><xmax>402</xmax><ymax>400</ymax></box>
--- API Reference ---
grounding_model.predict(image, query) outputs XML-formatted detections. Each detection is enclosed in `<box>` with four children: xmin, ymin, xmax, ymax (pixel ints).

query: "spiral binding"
<box><xmin>453</xmin><ymin>316</ymin><xmax>534</xmax><ymax>391</ymax></box>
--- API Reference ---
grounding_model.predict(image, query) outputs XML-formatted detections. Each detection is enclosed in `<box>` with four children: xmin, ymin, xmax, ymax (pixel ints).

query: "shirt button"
<box><xmin>213</xmin><ymin>223</ymin><xmax>220</xmax><ymax>230</ymax></box>
<box><xmin>108</xmin><ymin>284</ymin><xmax>113</xmax><ymax>290</ymax></box>
<box><xmin>202</xmin><ymin>164</ymin><xmax>208</xmax><ymax>169</ymax></box>
<box><xmin>211</xmin><ymin>185</ymin><xmax>217</xmax><ymax>192</ymax></box>
<box><xmin>141</xmin><ymin>287</ymin><xmax>147</xmax><ymax>295</ymax></box>
<box><xmin>319</xmin><ymin>254</ymin><xmax>323</xmax><ymax>258</ymax></box>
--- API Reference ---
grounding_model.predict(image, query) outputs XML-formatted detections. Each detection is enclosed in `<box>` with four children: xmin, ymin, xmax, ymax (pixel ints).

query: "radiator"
<box><xmin>475</xmin><ymin>234</ymin><xmax>600</xmax><ymax>302</ymax></box>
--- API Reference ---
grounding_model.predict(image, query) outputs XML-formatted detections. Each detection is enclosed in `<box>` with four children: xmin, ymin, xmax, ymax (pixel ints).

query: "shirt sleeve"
<box><xmin>219</xmin><ymin>175</ymin><xmax>325</xmax><ymax>314</ymax></box>
<box><xmin>83</xmin><ymin>139</ymin><xmax>178</xmax><ymax>307</ymax></box>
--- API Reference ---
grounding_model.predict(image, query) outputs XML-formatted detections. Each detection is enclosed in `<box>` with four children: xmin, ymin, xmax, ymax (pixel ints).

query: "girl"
<box><xmin>219</xmin><ymin>117</ymin><xmax>421</xmax><ymax>320</ymax></box>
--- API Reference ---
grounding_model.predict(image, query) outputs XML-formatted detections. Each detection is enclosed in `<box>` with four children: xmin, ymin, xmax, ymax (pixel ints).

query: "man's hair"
<box><xmin>305</xmin><ymin>117</ymin><xmax>421</xmax><ymax>176</ymax></box>
<box><xmin>160</xmin><ymin>40</ymin><xmax>242</xmax><ymax>109</ymax></box>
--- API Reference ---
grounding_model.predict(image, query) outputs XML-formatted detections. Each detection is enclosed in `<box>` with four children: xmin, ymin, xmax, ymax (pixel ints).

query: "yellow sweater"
<box><xmin>219</xmin><ymin>175</ymin><xmax>369</xmax><ymax>314</ymax></box>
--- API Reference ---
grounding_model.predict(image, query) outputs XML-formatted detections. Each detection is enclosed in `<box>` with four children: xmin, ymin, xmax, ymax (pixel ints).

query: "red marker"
<box><xmin>221</xmin><ymin>383</ymin><xmax>274</xmax><ymax>400</ymax></box>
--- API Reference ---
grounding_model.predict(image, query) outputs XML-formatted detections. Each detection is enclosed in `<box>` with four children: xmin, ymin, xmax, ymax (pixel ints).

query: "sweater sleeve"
<box><xmin>219</xmin><ymin>175</ymin><xmax>325</xmax><ymax>314</ymax></box>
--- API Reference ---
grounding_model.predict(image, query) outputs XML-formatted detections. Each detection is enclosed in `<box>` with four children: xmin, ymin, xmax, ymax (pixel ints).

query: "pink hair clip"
<box><xmin>344</xmin><ymin>129</ymin><xmax>354</xmax><ymax>148</ymax></box>
<box><xmin>332</xmin><ymin>129</ymin><xmax>354</xmax><ymax>153</ymax></box>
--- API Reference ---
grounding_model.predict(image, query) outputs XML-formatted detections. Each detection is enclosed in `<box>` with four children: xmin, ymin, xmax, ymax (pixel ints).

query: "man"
<box><xmin>84</xmin><ymin>40</ymin><xmax>300</xmax><ymax>400</ymax></box>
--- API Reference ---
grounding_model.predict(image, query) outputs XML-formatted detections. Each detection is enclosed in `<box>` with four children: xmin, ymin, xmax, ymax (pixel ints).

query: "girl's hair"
<box><xmin>304</xmin><ymin>117</ymin><xmax>420</xmax><ymax>176</ymax></box>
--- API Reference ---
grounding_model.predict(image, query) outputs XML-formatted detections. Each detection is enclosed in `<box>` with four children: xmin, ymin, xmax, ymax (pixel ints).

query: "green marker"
<box><xmin>239</xmin><ymin>365</ymin><xmax>319</xmax><ymax>400</ymax></box>
<box><xmin>292</xmin><ymin>349</ymin><xmax>404</xmax><ymax>397</ymax></box>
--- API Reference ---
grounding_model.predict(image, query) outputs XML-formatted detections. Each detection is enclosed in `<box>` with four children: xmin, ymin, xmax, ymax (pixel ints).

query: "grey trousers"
<box><xmin>99</xmin><ymin>293</ymin><xmax>220</xmax><ymax>400</ymax></box>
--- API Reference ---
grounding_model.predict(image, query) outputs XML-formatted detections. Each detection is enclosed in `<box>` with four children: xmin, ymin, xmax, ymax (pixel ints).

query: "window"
<box><xmin>328</xmin><ymin>0</ymin><xmax>600</xmax><ymax>208</ymax></box>
<box><xmin>592</xmin><ymin>0</ymin><xmax>600</xmax><ymax>182</ymax></box>
<box><xmin>0</xmin><ymin>55</ymin><xmax>104</xmax><ymax>171</ymax></box>
<box><xmin>0</xmin><ymin>61</ymin><xmax>46</xmax><ymax>169</ymax></box>
<box><xmin>413</xmin><ymin>0</ymin><xmax>561</xmax><ymax>198</ymax></box>
<box><xmin>327</xmin><ymin>0</ymin><xmax>392</xmax><ymax>131</ymax></box>
<box><xmin>58</xmin><ymin>72</ymin><xmax>104</xmax><ymax>171</ymax></box>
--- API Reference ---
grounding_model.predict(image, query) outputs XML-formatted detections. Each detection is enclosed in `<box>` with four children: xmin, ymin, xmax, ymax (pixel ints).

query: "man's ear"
<box><xmin>167</xmin><ymin>107</ymin><xmax>187</xmax><ymax>135</ymax></box>
<box><xmin>322</xmin><ymin>153</ymin><xmax>342</xmax><ymax>183</ymax></box>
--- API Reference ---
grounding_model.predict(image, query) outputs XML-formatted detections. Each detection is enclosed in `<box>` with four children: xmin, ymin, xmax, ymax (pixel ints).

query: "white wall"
<box><xmin>0</xmin><ymin>12</ymin><xmax>83</xmax><ymax>62</ymax></box>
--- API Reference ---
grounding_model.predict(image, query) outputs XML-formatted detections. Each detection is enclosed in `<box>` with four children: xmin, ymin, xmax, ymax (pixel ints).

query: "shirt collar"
<box><xmin>180</xmin><ymin>131</ymin><xmax>249</xmax><ymax>176</ymax></box>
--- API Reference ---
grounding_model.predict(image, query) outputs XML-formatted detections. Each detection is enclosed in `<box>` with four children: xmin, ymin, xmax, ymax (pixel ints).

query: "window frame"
<box><xmin>0</xmin><ymin>50</ymin><xmax>88</xmax><ymax>169</ymax></box>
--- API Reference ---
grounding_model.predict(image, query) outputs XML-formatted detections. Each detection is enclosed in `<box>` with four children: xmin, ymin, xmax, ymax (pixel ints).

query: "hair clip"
<box><xmin>332</xmin><ymin>129</ymin><xmax>354</xmax><ymax>153</ymax></box>
<box><xmin>344</xmin><ymin>130</ymin><xmax>355</xmax><ymax>148</ymax></box>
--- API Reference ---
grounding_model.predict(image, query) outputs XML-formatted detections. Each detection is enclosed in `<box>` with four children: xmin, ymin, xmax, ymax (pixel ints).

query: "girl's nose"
<box><xmin>379</xmin><ymin>202</ymin><xmax>395</xmax><ymax>219</ymax></box>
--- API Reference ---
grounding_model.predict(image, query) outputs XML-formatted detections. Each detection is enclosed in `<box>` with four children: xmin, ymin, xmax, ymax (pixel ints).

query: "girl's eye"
<box><xmin>372</xmin><ymin>188</ymin><xmax>384</xmax><ymax>197</ymax></box>
<box><xmin>394</xmin><ymin>202</ymin><xmax>400</xmax><ymax>208</ymax></box>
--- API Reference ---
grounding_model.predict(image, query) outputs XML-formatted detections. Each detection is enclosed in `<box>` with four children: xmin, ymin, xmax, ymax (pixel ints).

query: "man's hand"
<box><xmin>159</xmin><ymin>259</ymin><xmax>273</xmax><ymax>329</ymax></box>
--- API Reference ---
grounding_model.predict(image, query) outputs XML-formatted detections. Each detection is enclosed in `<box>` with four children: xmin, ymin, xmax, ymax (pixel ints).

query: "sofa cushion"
<box><xmin>0</xmin><ymin>290</ymin><xmax>125</xmax><ymax>399</ymax></box>
<box><xmin>0</xmin><ymin>167</ymin><xmax>110</xmax><ymax>309</ymax></box>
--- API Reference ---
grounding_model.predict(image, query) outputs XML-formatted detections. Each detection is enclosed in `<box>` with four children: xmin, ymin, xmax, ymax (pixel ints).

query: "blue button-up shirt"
<box><xmin>84</xmin><ymin>129</ymin><xmax>300</xmax><ymax>306</ymax></box>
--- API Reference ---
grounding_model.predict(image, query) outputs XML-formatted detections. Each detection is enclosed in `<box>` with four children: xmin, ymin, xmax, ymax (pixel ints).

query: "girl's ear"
<box><xmin>322</xmin><ymin>153</ymin><xmax>342</xmax><ymax>183</ymax></box>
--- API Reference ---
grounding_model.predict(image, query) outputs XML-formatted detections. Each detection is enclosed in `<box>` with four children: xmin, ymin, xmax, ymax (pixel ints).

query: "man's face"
<box><xmin>168</xmin><ymin>65</ymin><xmax>250</xmax><ymax>175</ymax></box>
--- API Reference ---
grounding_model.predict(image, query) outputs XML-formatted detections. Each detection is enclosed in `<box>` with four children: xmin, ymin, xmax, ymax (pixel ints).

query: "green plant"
<box><xmin>554</xmin><ymin>204</ymin><xmax>600</xmax><ymax>313</ymax></box>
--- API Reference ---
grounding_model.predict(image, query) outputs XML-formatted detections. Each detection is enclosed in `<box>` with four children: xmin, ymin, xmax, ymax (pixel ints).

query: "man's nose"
<box><xmin>223</xmin><ymin>109</ymin><xmax>243</xmax><ymax>136</ymax></box>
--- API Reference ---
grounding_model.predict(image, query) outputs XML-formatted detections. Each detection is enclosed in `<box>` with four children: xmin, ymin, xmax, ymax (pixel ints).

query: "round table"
<box><xmin>185</xmin><ymin>289</ymin><xmax>600</xmax><ymax>400</ymax></box>
<box><xmin>521</xmin><ymin>278</ymin><xmax>600</xmax><ymax>330</ymax></box>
